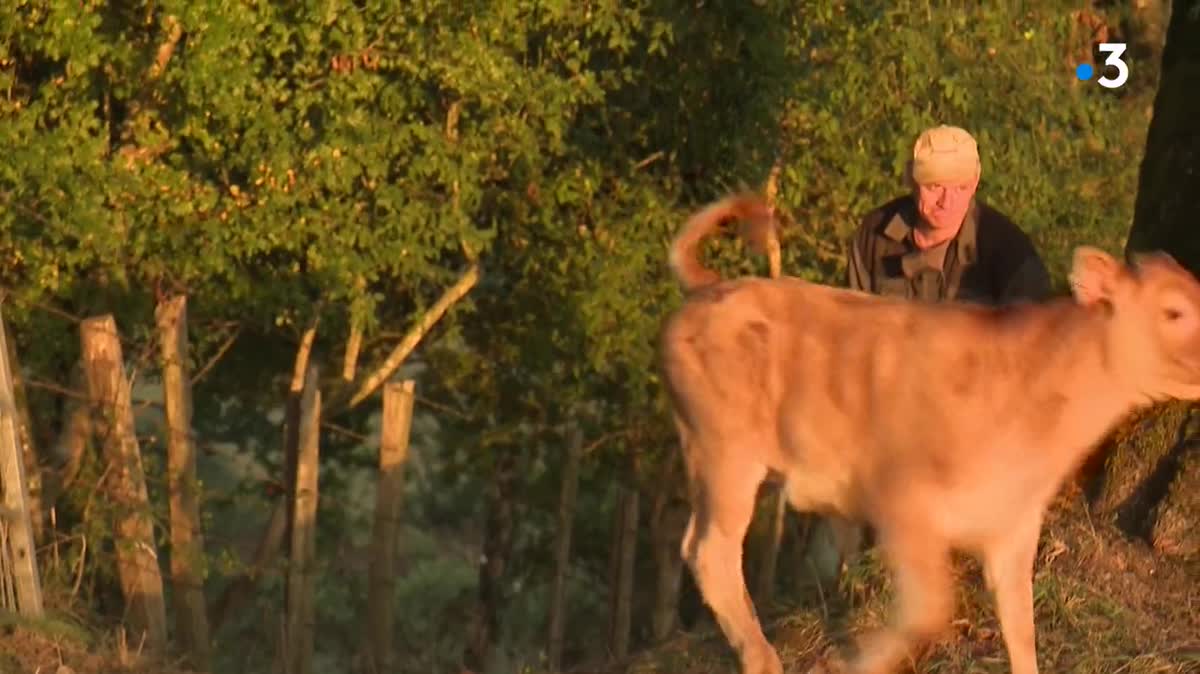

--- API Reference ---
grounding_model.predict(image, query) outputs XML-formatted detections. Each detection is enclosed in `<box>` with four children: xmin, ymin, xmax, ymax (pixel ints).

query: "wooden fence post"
<box><xmin>156</xmin><ymin>295</ymin><xmax>212</xmax><ymax>670</ymax></box>
<box><xmin>0</xmin><ymin>305</ymin><xmax>43</xmax><ymax>618</ymax></box>
<box><xmin>80</xmin><ymin>315</ymin><xmax>167</xmax><ymax>659</ymax></box>
<box><xmin>284</xmin><ymin>364</ymin><xmax>321</xmax><ymax>674</ymax></box>
<box><xmin>3</xmin><ymin>318</ymin><xmax>44</xmax><ymax>545</ymax></box>
<box><xmin>366</xmin><ymin>380</ymin><xmax>414</xmax><ymax>674</ymax></box>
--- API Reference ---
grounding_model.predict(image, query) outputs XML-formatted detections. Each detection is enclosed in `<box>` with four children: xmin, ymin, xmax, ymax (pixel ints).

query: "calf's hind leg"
<box><xmin>681</xmin><ymin>457</ymin><xmax>782</xmax><ymax>674</ymax></box>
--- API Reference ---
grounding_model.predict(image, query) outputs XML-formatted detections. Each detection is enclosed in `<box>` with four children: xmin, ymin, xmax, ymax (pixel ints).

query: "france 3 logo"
<box><xmin>1075</xmin><ymin>43</ymin><xmax>1129</xmax><ymax>89</ymax></box>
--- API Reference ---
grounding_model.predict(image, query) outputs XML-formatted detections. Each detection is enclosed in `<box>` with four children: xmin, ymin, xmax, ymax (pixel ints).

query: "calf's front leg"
<box><xmin>982</xmin><ymin>513</ymin><xmax>1043</xmax><ymax>674</ymax></box>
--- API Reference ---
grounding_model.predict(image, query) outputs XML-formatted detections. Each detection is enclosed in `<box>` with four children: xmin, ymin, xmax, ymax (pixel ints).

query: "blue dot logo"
<box><xmin>1076</xmin><ymin>63</ymin><xmax>1094</xmax><ymax>81</ymax></box>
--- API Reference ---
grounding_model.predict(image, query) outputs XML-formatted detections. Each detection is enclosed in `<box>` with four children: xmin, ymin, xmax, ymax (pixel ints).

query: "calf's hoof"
<box><xmin>742</xmin><ymin>644</ymin><xmax>784</xmax><ymax>674</ymax></box>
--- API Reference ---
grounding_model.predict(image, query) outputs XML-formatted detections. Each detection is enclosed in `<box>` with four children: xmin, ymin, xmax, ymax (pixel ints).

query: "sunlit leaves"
<box><xmin>774</xmin><ymin>1</ymin><xmax>1149</xmax><ymax>284</ymax></box>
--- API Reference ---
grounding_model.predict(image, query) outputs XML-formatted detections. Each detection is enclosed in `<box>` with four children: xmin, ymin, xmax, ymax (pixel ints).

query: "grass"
<box><xmin>580</xmin><ymin>487</ymin><xmax>1200</xmax><ymax>674</ymax></box>
<box><xmin>0</xmin><ymin>487</ymin><xmax>1194</xmax><ymax>674</ymax></box>
<box><xmin>0</xmin><ymin>607</ymin><xmax>194</xmax><ymax>674</ymax></box>
<box><xmin>0</xmin><ymin>608</ymin><xmax>93</xmax><ymax>646</ymax></box>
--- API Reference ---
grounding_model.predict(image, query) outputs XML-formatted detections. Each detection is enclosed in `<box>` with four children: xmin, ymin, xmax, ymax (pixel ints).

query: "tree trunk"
<box><xmin>283</xmin><ymin>364</ymin><xmax>321</xmax><ymax>674</ymax></box>
<box><xmin>366</xmin><ymin>380</ymin><xmax>414</xmax><ymax>674</ymax></box>
<box><xmin>79</xmin><ymin>315</ymin><xmax>167</xmax><ymax>659</ymax></box>
<box><xmin>464</xmin><ymin>446</ymin><xmax>517</xmax><ymax>673</ymax></box>
<box><xmin>283</xmin><ymin>325</ymin><xmax>317</xmax><ymax>558</ymax></box>
<box><xmin>1125</xmin><ymin>0</ymin><xmax>1200</xmax><ymax>270</ymax></box>
<box><xmin>546</xmin><ymin>426</ymin><xmax>583</xmax><ymax>671</ymax></box>
<box><xmin>155</xmin><ymin>295</ymin><xmax>212</xmax><ymax>671</ymax></box>
<box><xmin>1085</xmin><ymin>0</ymin><xmax>1200</xmax><ymax>558</ymax></box>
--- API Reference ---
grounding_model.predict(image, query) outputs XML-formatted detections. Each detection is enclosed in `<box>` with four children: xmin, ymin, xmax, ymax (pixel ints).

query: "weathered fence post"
<box><xmin>3</xmin><ymin>318</ymin><xmax>44</xmax><ymax>545</ymax></box>
<box><xmin>156</xmin><ymin>295</ymin><xmax>212</xmax><ymax>670</ymax></box>
<box><xmin>80</xmin><ymin>314</ymin><xmax>167</xmax><ymax>658</ymax></box>
<box><xmin>366</xmin><ymin>379</ymin><xmax>414</xmax><ymax>674</ymax></box>
<box><xmin>283</xmin><ymin>364</ymin><xmax>321</xmax><ymax>674</ymax></box>
<box><xmin>0</xmin><ymin>305</ymin><xmax>44</xmax><ymax>618</ymax></box>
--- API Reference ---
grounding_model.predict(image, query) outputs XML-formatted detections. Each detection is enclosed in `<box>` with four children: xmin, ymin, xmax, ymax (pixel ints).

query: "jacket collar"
<box><xmin>882</xmin><ymin>197</ymin><xmax>979</xmax><ymax>278</ymax></box>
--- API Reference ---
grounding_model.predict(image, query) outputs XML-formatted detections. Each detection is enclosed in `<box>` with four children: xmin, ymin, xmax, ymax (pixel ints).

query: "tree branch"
<box><xmin>116</xmin><ymin>14</ymin><xmax>185</xmax><ymax>167</ymax></box>
<box><xmin>340</xmin><ymin>262</ymin><xmax>480</xmax><ymax>411</ymax></box>
<box><xmin>582</xmin><ymin>427</ymin><xmax>637</xmax><ymax>457</ymax></box>
<box><xmin>190</xmin><ymin>324</ymin><xmax>241</xmax><ymax>386</ymax></box>
<box><xmin>147</xmin><ymin>15</ymin><xmax>184</xmax><ymax>83</ymax></box>
<box><xmin>26</xmin><ymin>378</ymin><xmax>88</xmax><ymax>401</ymax></box>
<box><xmin>764</xmin><ymin>162</ymin><xmax>782</xmax><ymax>279</ymax></box>
<box><xmin>413</xmin><ymin>393</ymin><xmax>473</xmax><ymax>422</ymax></box>
<box><xmin>291</xmin><ymin>322</ymin><xmax>319</xmax><ymax>393</ymax></box>
<box><xmin>341</xmin><ymin>321</ymin><xmax>363</xmax><ymax>383</ymax></box>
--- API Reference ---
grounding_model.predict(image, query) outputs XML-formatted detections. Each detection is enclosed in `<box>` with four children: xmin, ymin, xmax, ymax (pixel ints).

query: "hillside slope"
<box><xmin>580</xmin><ymin>490</ymin><xmax>1200</xmax><ymax>674</ymax></box>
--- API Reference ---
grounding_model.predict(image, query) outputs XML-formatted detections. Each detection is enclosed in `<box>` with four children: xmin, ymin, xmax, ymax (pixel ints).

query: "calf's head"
<box><xmin>1070</xmin><ymin>246</ymin><xmax>1200</xmax><ymax>401</ymax></box>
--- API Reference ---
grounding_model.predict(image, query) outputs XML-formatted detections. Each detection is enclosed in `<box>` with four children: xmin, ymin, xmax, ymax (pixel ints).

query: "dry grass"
<box><xmin>0</xmin><ymin>610</ymin><xmax>193</xmax><ymax>674</ymax></box>
<box><xmin>582</xmin><ymin>489</ymin><xmax>1200</xmax><ymax>674</ymax></box>
<box><xmin>1</xmin><ymin>489</ymin><xmax>1194</xmax><ymax>674</ymax></box>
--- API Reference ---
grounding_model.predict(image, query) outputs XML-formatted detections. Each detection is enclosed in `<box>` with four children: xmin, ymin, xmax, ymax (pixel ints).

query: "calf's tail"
<box><xmin>668</xmin><ymin>192</ymin><xmax>777</xmax><ymax>293</ymax></box>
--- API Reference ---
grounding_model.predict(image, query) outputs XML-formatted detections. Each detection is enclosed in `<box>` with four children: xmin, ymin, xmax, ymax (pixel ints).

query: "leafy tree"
<box><xmin>0</xmin><ymin>1</ymin><xmax>1180</xmax><ymax>673</ymax></box>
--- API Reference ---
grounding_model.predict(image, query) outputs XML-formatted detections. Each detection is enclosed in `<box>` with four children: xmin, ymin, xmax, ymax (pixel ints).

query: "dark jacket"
<box><xmin>846</xmin><ymin>194</ymin><xmax>1052</xmax><ymax>305</ymax></box>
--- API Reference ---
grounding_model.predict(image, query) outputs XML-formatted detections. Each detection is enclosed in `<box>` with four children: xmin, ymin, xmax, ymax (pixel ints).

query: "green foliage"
<box><xmin>391</xmin><ymin>535</ymin><xmax>480</xmax><ymax>674</ymax></box>
<box><xmin>772</xmin><ymin>1</ymin><xmax>1156</xmax><ymax>285</ymax></box>
<box><xmin>0</xmin><ymin>0</ymin><xmax>500</xmax><ymax>367</ymax></box>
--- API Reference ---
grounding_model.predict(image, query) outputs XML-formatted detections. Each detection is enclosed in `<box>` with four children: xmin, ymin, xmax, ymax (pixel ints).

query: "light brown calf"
<box><xmin>659</xmin><ymin>193</ymin><xmax>1200</xmax><ymax>674</ymax></box>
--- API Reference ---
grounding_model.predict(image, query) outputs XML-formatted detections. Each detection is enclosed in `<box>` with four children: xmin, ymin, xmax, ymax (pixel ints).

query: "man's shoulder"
<box><xmin>856</xmin><ymin>194</ymin><xmax>915</xmax><ymax>238</ymax></box>
<box><xmin>974</xmin><ymin>200</ymin><xmax>1036</xmax><ymax>249</ymax></box>
<box><xmin>971</xmin><ymin>200</ymin><xmax>1052</xmax><ymax>301</ymax></box>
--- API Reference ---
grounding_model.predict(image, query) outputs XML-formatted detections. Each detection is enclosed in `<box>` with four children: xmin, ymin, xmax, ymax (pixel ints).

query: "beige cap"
<box><xmin>911</xmin><ymin>125</ymin><xmax>981</xmax><ymax>185</ymax></box>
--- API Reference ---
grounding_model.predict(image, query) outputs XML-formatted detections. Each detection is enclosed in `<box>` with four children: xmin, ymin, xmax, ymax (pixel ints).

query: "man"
<box><xmin>847</xmin><ymin>124</ymin><xmax>1052</xmax><ymax>304</ymax></box>
<box><xmin>805</xmin><ymin>124</ymin><xmax>1054</xmax><ymax>588</ymax></box>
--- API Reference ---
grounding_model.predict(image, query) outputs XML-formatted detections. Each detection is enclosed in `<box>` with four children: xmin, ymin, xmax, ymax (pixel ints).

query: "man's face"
<box><xmin>915</xmin><ymin>175</ymin><xmax>978</xmax><ymax>232</ymax></box>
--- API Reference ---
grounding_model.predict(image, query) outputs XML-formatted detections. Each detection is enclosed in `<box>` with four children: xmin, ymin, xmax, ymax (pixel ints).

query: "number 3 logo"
<box><xmin>1097</xmin><ymin>43</ymin><xmax>1129</xmax><ymax>89</ymax></box>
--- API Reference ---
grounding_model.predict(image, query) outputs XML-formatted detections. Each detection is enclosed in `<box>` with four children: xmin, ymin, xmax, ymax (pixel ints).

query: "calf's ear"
<box><xmin>1069</xmin><ymin>246</ymin><xmax>1124</xmax><ymax>306</ymax></box>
